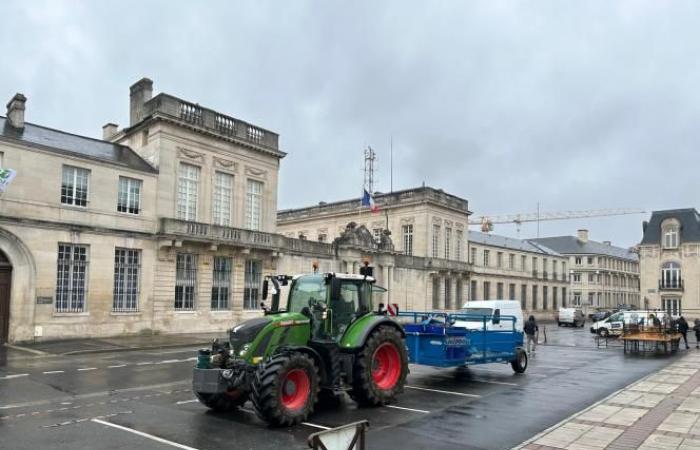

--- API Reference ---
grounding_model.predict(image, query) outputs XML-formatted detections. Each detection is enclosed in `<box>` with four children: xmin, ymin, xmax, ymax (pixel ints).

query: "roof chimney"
<box><xmin>577</xmin><ymin>229</ymin><xmax>589</xmax><ymax>243</ymax></box>
<box><xmin>603</xmin><ymin>241</ymin><xmax>612</xmax><ymax>246</ymax></box>
<box><xmin>6</xmin><ymin>93</ymin><xmax>27</xmax><ymax>129</ymax></box>
<box><xmin>102</xmin><ymin>123</ymin><xmax>118</xmax><ymax>140</ymax></box>
<box><xmin>129</xmin><ymin>78</ymin><xmax>153</xmax><ymax>126</ymax></box>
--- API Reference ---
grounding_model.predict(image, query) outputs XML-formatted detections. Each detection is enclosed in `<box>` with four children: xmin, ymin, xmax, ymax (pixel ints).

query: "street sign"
<box><xmin>0</xmin><ymin>169</ymin><xmax>16</xmax><ymax>193</ymax></box>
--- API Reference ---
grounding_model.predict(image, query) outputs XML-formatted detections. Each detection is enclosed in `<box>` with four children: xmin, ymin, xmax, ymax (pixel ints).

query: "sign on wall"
<box><xmin>0</xmin><ymin>169</ymin><xmax>16</xmax><ymax>193</ymax></box>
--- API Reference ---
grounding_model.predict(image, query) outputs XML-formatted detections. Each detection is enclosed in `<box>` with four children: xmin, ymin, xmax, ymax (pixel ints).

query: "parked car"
<box><xmin>558</xmin><ymin>307</ymin><xmax>585</xmax><ymax>327</ymax></box>
<box><xmin>589</xmin><ymin>310</ymin><xmax>611</xmax><ymax>322</ymax></box>
<box><xmin>590</xmin><ymin>310</ymin><xmax>669</xmax><ymax>337</ymax></box>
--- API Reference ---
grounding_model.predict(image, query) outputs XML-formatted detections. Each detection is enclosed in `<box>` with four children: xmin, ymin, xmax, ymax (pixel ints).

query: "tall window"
<box><xmin>175</xmin><ymin>254</ymin><xmax>197</xmax><ymax>310</ymax></box>
<box><xmin>663</xmin><ymin>226</ymin><xmax>679</xmax><ymax>249</ymax></box>
<box><xmin>553</xmin><ymin>287</ymin><xmax>558</xmax><ymax>309</ymax></box>
<box><xmin>55</xmin><ymin>244</ymin><xmax>88</xmax><ymax>312</ymax></box>
<box><xmin>373</xmin><ymin>228</ymin><xmax>383</xmax><ymax>244</ymax></box>
<box><xmin>575</xmin><ymin>257</ymin><xmax>582</xmax><ymax>265</ymax></box>
<box><xmin>455</xmin><ymin>230</ymin><xmax>462</xmax><ymax>260</ymax></box>
<box><xmin>470</xmin><ymin>280</ymin><xmax>477</xmax><ymax>301</ymax></box>
<box><xmin>177</xmin><ymin>163</ymin><xmax>199</xmax><ymax>221</ymax></box>
<box><xmin>113</xmin><ymin>248</ymin><xmax>140</xmax><ymax>312</ymax></box>
<box><xmin>662</xmin><ymin>298</ymin><xmax>681</xmax><ymax>316</ymax></box>
<box><xmin>509</xmin><ymin>254</ymin><xmax>515</xmax><ymax>270</ymax></box>
<box><xmin>588</xmin><ymin>292</ymin><xmax>595</xmax><ymax>305</ymax></box>
<box><xmin>542</xmin><ymin>286</ymin><xmax>548</xmax><ymax>310</ymax></box>
<box><xmin>432</xmin><ymin>224</ymin><xmax>440</xmax><ymax>258</ymax></box>
<box><xmin>521</xmin><ymin>284</ymin><xmax>527</xmax><ymax>310</ymax></box>
<box><xmin>509</xmin><ymin>283</ymin><xmax>516</xmax><ymax>300</ymax></box>
<box><xmin>573</xmin><ymin>273</ymin><xmax>581</xmax><ymax>283</ymax></box>
<box><xmin>532</xmin><ymin>257</ymin><xmax>538</xmax><ymax>275</ymax></box>
<box><xmin>661</xmin><ymin>262</ymin><xmax>681</xmax><ymax>289</ymax></box>
<box><xmin>444</xmin><ymin>227</ymin><xmax>451</xmax><ymax>259</ymax></box>
<box><xmin>244</xmin><ymin>260</ymin><xmax>262</xmax><ymax>309</ymax></box>
<box><xmin>552</xmin><ymin>261</ymin><xmax>558</xmax><ymax>279</ymax></box>
<box><xmin>213</xmin><ymin>172</ymin><xmax>234</xmax><ymax>226</ymax></box>
<box><xmin>562</xmin><ymin>288</ymin><xmax>567</xmax><ymax>307</ymax></box>
<box><xmin>573</xmin><ymin>292</ymin><xmax>581</xmax><ymax>306</ymax></box>
<box><xmin>483</xmin><ymin>250</ymin><xmax>490</xmax><ymax>266</ymax></box>
<box><xmin>61</xmin><ymin>166</ymin><xmax>89</xmax><ymax>207</ymax></box>
<box><xmin>521</xmin><ymin>255</ymin><xmax>527</xmax><ymax>271</ymax></box>
<box><xmin>471</xmin><ymin>247</ymin><xmax>477</xmax><ymax>265</ymax></box>
<box><xmin>496</xmin><ymin>282</ymin><xmax>504</xmax><ymax>298</ymax></box>
<box><xmin>532</xmin><ymin>285</ymin><xmax>538</xmax><ymax>309</ymax></box>
<box><xmin>211</xmin><ymin>256</ymin><xmax>232</xmax><ymax>310</ymax></box>
<box><xmin>117</xmin><ymin>177</ymin><xmax>142</xmax><ymax>214</ymax></box>
<box><xmin>246</xmin><ymin>179</ymin><xmax>263</xmax><ymax>230</ymax></box>
<box><xmin>402</xmin><ymin>225</ymin><xmax>413</xmax><ymax>255</ymax></box>
<box><xmin>483</xmin><ymin>281</ymin><xmax>491</xmax><ymax>300</ymax></box>
<box><xmin>497</xmin><ymin>252</ymin><xmax>503</xmax><ymax>268</ymax></box>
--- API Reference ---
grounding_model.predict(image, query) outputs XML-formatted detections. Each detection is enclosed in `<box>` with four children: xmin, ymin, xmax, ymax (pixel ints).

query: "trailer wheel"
<box><xmin>511</xmin><ymin>348</ymin><xmax>528</xmax><ymax>373</ymax></box>
<box><xmin>194</xmin><ymin>390</ymin><xmax>248</xmax><ymax>412</ymax></box>
<box><xmin>251</xmin><ymin>352</ymin><xmax>319</xmax><ymax>427</ymax></box>
<box><xmin>349</xmin><ymin>326</ymin><xmax>408</xmax><ymax>406</ymax></box>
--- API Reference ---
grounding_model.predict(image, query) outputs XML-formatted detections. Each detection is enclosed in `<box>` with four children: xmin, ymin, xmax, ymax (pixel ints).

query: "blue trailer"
<box><xmin>397</xmin><ymin>312</ymin><xmax>528</xmax><ymax>373</ymax></box>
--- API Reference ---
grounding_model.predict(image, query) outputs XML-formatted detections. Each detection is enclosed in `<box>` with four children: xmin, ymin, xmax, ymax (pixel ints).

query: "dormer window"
<box><xmin>662</xmin><ymin>224</ymin><xmax>679</xmax><ymax>249</ymax></box>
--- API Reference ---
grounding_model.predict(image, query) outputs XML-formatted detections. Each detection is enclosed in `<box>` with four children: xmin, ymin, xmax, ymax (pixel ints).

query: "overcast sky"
<box><xmin>1</xmin><ymin>0</ymin><xmax>697</xmax><ymax>248</ymax></box>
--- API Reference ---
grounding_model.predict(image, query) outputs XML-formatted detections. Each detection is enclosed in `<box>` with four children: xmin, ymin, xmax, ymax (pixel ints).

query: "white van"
<box><xmin>558</xmin><ymin>308</ymin><xmax>585</xmax><ymax>327</ymax></box>
<box><xmin>453</xmin><ymin>300</ymin><xmax>524</xmax><ymax>332</ymax></box>
<box><xmin>590</xmin><ymin>310</ymin><xmax>669</xmax><ymax>337</ymax></box>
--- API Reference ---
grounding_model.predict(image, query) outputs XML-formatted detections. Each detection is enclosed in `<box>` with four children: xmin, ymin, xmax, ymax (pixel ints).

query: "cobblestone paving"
<box><xmin>516</xmin><ymin>352</ymin><xmax>700</xmax><ymax>450</ymax></box>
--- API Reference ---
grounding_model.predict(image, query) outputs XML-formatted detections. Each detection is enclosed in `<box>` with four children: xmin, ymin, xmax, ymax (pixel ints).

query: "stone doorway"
<box><xmin>0</xmin><ymin>250</ymin><xmax>11</xmax><ymax>344</ymax></box>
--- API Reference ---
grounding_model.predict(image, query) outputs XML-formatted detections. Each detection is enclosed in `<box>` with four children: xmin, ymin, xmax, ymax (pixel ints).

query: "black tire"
<box><xmin>194</xmin><ymin>390</ymin><xmax>248</xmax><ymax>412</ymax></box>
<box><xmin>511</xmin><ymin>348</ymin><xmax>528</xmax><ymax>373</ymax></box>
<box><xmin>349</xmin><ymin>326</ymin><xmax>408</xmax><ymax>406</ymax></box>
<box><xmin>557</xmin><ymin>322</ymin><xmax>562</xmax><ymax>327</ymax></box>
<box><xmin>251</xmin><ymin>352</ymin><xmax>319</xmax><ymax>427</ymax></box>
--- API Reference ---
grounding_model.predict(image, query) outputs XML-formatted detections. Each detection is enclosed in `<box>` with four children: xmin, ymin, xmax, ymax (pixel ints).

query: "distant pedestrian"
<box><xmin>677</xmin><ymin>316</ymin><xmax>690</xmax><ymax>349</ymax></box>
<box><xmin>524</xmin><ymin>315</ymin><xmax>539</xmax><ymax>356</ymax></box>
<box><xmin>651</xmin><ymin>314</ymin><xmax>661</xmax><ymax>329</ymax></box>
<box><xmin>694</xmin><ymin>319</ymin><xmax>700</xmax><ymax>349</ymax></box>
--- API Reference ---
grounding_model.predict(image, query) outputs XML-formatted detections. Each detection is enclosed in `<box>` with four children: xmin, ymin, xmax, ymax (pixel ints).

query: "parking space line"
<box><xmin>176</xmin><ymin>399</ymin><xmax>198</xmax><ymax>405</ymax></box>
<box><xmin>386</xmin><ymin>405</ymin><xmax>430</xmax><ymax>414</ymax></box>
<box><xmin>0</xmin><ymin>374</ymin><xmax>29</xmax><ymax>380</ymax></box>
<box><xmin>107</xmin><ymin>364</ymin><xmax>127</xmax><ymax>369</ymax></box>
<box><xmin>405</xmin><ymin>386</ymin><xmax>481</xmax><ymax>398</ymax></box>
<box><xmin>91</xmin><ymin>418</ymin><xmax>199</xmax><ymax>450</ymax></box>
<box><xmin>470</xmin><ymin>378</ymin><xmax>518</xmax><ymax>386</ymax></box>
<box><xmin>43</xmin><ymin>370</ymin><xmax>65</xmax><ymax>374</ymax></box>
<box><xmin>77</xmin><ymin>368</ymin><xmax>98</xmax><ymax>372</ymax></box>
<box><xmin>302</xmin><ymin>422</ymin><xmax>331</xmax><ymax>430</ymax></box>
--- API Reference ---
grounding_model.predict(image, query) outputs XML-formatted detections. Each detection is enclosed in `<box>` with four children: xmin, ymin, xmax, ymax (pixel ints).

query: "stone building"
<box><xmin>638</xmin><ymin>208</ymin><xmax>700</xmax><ymax>317</ymax></box>
<box><xmin>277</xmin><ymin>187</ymin><xmax>472</xmax><ymax>310</ymax></box>
<box><xmin>531</xmin><ymin>230</ymin><xmax>640</xmax><ymax>313</ymax></box>
<box><xmin>468</xmin><ymin>231</ymin><xmax>568</xmax><ymax>320</ymax></box>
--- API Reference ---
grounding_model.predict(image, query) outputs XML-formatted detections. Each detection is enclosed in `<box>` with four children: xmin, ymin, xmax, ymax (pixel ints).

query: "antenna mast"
<box><xmin>364</xmin><ymin>145</ymin><xmax>376</xmax><ymax>193</ymax></box>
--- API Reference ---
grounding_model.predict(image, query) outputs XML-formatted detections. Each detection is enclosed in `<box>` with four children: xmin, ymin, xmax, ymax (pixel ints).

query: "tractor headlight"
<box><xmin>239</xmin><ymin>344</ymin><xmax>251</xmax><ymax>356</ymax></box>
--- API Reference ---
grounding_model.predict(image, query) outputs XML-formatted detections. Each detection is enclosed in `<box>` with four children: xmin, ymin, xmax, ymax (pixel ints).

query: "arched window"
<box><xmin>661</xmin><ymin>262</ymin><xmax>681</xmax><ymax>289</ymax></box>
<box><xmin>663</xmin><ymin>225</ymin><xmax>679</xmax><ymax>249</ymax></box>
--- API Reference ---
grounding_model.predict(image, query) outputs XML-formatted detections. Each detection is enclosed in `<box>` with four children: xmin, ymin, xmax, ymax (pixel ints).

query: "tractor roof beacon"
<box><xmin>192</xmin><ymin>264</ymin><xmax>408</xmax><ymax>427</ymax></box>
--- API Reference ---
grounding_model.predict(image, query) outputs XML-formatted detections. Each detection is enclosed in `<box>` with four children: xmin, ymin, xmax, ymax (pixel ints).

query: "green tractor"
<box><xmin>192</xmin><ymin>265</ymin><xmax>409</xmax><ymax>426</ymax></box>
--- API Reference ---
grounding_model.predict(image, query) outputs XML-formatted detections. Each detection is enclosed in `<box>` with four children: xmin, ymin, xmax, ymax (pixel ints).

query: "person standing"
<box><xmin>677</xmin><ymin>316</ymin><xmax>690</xmax><ymax>349</ymax></box>
<box><xmin>524</xmin><ymin>315</ymin><xmax>539</xmax><ymax>356</ymax></box>
<box><xmin>693</xmin><ymin>319</ymin><xmax>700</xmax><ymax>349</ymax></box>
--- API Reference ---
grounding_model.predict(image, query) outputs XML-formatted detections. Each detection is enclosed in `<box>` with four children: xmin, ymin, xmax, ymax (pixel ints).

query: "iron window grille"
<box><xmin>61</xmin><ymin>166</ymin><xmax>89</xmax><ymax>207</ymax></box>
<box><xmin>211</xmin><ymin>256</ymin><xmax>232</xmax><ymax>310</ymax></box>
<box><xmin>175</xmin><ymin>254</ymin><xmax>197</xmax><ymax>310</ymax></box>
<box><xmin>117</xmin><ymin>177</ymin><xmax>142</xmax><ymax>214</ymax></box>
<box><xmin>113</xmin><ymin>248</ymin><xmax>140</xmax><ymax>312</ymax></box>
<box><xmin>244</xmin><ymin>260</ymin><xmax>261</xmax><ymax>310</ymax></box>
<box><xmin>55</xmin><ymin>244</ymin><xmax>88</xmax><ymax>312</ymax></box>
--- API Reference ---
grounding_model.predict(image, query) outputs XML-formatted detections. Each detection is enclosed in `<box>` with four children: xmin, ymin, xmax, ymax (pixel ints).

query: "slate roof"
<box><xmin>469</xmin><ymin>231</ymin><xmax>562</xmax><ymax>256</ymax></box>
<box><xmin>0</xmin><ymin>116</ymin><xmax>157</xmax><ymax>174</ymax></box>
<box><xmin>640</xmin><ymin>208</ymin><xmax>700</xmax><ymax>245</ymax></box>
<box><xmin>529</xmin><ymin>236</ymin><xmax>638</xmax><ymax>262</ymax></box>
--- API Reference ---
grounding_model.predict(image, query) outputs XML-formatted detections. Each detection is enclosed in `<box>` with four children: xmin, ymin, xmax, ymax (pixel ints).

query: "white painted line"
<box><xmin>405</xmin><ymin>385</ymin><xmax>481</xmax><ymax>398</ymax></box>
<box><xmin>158</xmin><ymin>359</ymin><xmax>181</xmax><ymax>364</ymax></box>
<box><xmin>77</xmin><ymin>368</ymin><xmax>98</xmax><ymax>372</ymax></box>
<box><xmin>91</xmin><ymin>418</ymin><xmax>200</xmax><ymax>450</ymax></box>
<box><xmin>471</xmin><ymin>378</ymin><xmax>518</xmax><ymax>386</ymax></box>
<box><xmin>176</xmin><ymin>399</ymin><xmax>198</xmax><ymax>405</ymax></box>
<box><xmin>0</xmin><ymin>374</ymin><xmax>29</xmax><ymax>380</ymax></box>
<box><xmin>302</xmin><ymin>422</ymin><xmax>331</xmax><ymax>430</ymax></box>
<box><xmin>107</xmin><ymin>364</ymin><xmax>127</xmax><ymax>369</ymax></box>
<box><xmin>532</xmin><ymin>365</ymin><xmax>572</xmax><ymax>371</ymax></box>
<box><xmin>43</xmin><ymin>370</ymin><xmax>65</xmax><ymax>374</ymax></box>
<box><xmin>136</xmin><ymin>362</ymin><xmax>154</xmax><ymax>366</ymax></box>
<box><xmin>185</xmin><ymin>357</ymin><xmax>197</xmax><ymax>361</ymax></box>
<box><xmin>386</xmin><ymin>405</ymin><xmax>430</xmax><ymax>414</ymax></box>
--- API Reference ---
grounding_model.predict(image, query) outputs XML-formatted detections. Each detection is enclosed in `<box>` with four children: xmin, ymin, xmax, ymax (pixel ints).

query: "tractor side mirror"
<box><xmin>262</xmin><ymin>280</ymin><xmax>269</xmax><ymax>300</ymax></box>
<box><xmin>330</xmin><ymin>277</ymin><xmax>342</xmax><ymax>301</ymax></box>
<box><xmin>260</xmin><ymin>301</ymin><xmax>269</xmax><ymax>313</ymax></box>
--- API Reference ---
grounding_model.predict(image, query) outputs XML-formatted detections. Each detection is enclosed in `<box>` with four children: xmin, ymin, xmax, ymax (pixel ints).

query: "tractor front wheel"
<box><xmin>350</xmin><ymin>326</ymin><xmax>408</xmax><ymax>406</ymax></box>
<box><xmin>251</xmin><ymin>352</ymin><xmax>319</xmax><ymax>427</ymax></box>
<box><xmin>194</xmin><ymin>390</ymin><xmax>248</xmax><ymax>412</ymax></box>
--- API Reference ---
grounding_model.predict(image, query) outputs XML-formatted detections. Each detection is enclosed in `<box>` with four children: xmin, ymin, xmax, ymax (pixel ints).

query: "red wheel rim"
<box><xmin>280</xmin><ymin>369</ymin><xmax>310</xmax><ymax>410</ymax></box>
<box><xmin>372</xmin><ymin>342</ymin><xmax>401</xmax><ymax>390</ymax></box>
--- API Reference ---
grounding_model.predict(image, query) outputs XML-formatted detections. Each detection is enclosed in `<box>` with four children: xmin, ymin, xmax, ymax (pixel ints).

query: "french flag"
<box><xmin>362</xmin><ymin>189</ymin><xmax>379</xmax><ymax>212</ymax></box>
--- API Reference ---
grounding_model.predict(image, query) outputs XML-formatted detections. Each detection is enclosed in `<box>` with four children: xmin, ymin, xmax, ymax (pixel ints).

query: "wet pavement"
<box><xmin>0</xmin><ymin>326</ymin><xmax>689</xmax><ymax>450</ymax></box>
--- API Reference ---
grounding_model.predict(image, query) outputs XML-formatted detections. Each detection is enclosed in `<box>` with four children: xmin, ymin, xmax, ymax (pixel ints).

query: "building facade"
<box><xmin>639</xmin><ymin>209</ymin><xmax>700</xmax><ymax>317</ymax></box>
<box><xmin>468</xmin><ymin>231</ymin><xmax>568</xmax><ymax>320</ymax></box>
<box><xmin>531</xmin><ymin>230</ymin><xmax>640</xmax><ymax>313</ymax></box>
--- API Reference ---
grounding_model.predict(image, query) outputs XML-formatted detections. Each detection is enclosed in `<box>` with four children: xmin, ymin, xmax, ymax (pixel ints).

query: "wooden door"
<box><xmin>0</xmin><ymin>269</ymin><xmax>10</xmax><ymax>344</ymax></box>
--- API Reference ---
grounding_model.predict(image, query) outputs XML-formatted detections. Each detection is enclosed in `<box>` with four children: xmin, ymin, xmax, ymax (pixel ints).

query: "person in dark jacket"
<box><xmin>524</xmin><ymin>315</ymin><xmax>539</xmax><ymax>356</ymax></box>
<box><xmin>693</xmin><ymin>319</ymin><xmax>700</xmax><ymax>349</ymax></box>
<box><xmin>678</xmin><ymin>316</ymin><xmax>690</xmax><ymax>349</ymax></box>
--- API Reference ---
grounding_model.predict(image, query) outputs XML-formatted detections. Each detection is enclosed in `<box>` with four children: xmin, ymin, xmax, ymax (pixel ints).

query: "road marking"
<box><xmin>0</xmin><ymin>373</ymin><xmax>29</xmax><ymax>380</ymax></box>
<box><xmin>176</xmin><ymin>399</ymin><xmax>198</xmax><ymax>405</ymax></box>
<box><xmin>302</xmin><ymin>422</ymin><xmax>331</xmax><ymax>430</ymax></box>
<box><xmin>107</xmin><ymin>364</ymin><xmax>127</xmax><ymax>369</ymax></box>
<box><xmin>405</xmin><ymin>385</ymin><xmax>481</xmax><ymax>398</ymax></box>
<box><xmin>77</xmin><ymin>368</ymin><xmax>98</xmax><ymax>372</ymax></box>
<box><xmin>532</xmin><ymin>365</ymin><xmax>571</xmax><ymax>370</ymax></box>
<box><xmin>470</xmin><ymin>378</ymin><xmax>518</xmax><ymax>386</ymax></box>
<box><xmin>136</xmin><ymin>362</ymin><xmax>154</xmax><ymax>366</ymax></box>
<box><xmin>43</xmin><ymin>370</ymin><xmax>65</xmax><ymax>374</ymax></box>
<box><xmin>91</xmin><ymin>418</ymin><xmax>200</xmax><ymax>450</ymax></box>
<box><xmin>159</xmin><ymin>359</ymin><xmax>181</xmax><ymax>364</ymax></box>
<box><xmin>386</xmin><ymin>405</ymin><xmax>430</xmax><ymax>414</ymax></box>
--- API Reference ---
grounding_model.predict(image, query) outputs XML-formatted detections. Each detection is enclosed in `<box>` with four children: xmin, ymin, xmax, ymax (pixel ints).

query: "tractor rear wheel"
<box><xmin>350</xmin><ymin>326</ymin><xmax>408</xmax><ymax>406</ymax></box>
<box><xmin>194</xmin><ymin>390</ymin><xmax>248</xmax><ymax>412</ymax></box>
<box><xmin>251</xmin><ymin>352</ymin><xmax>319</xmax><ymax>427</ymax></box>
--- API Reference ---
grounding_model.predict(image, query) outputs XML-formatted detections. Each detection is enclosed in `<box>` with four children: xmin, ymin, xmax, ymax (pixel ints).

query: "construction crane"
<box><xmin>469</xmin><ymin>208</ymin><xmax>646</xmax><ymax>235</ymax></box>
